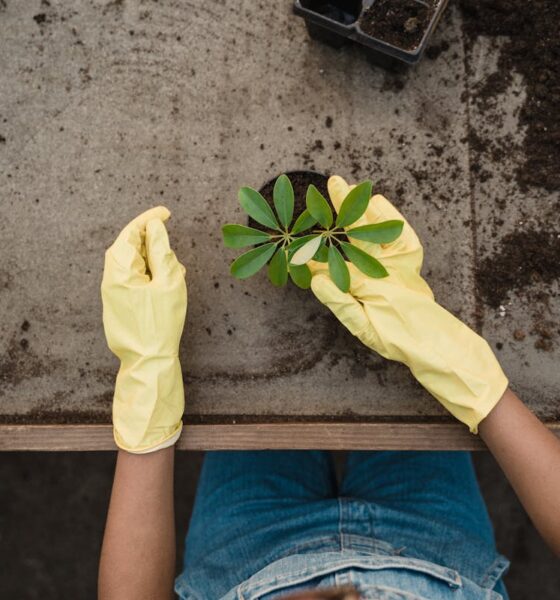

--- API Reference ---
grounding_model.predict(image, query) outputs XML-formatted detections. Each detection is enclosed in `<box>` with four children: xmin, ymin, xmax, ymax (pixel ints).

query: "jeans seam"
<box><xmin>479</xmin><ymin>555</ymin><xmax>510</xmax><ymax>589</ymax></box>
<box><xmin>239</xmin><ymin>555</ymin><xmax>462</xmax><ymax>598</ymax></box>
<box><xmin>275</xmin><ymin>535</ymin><xmax>339</xmax><ymax>559</ymax></box>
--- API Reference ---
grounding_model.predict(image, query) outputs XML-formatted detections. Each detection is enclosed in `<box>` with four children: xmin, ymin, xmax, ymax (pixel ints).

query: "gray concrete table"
<box><xmin>1</xmin><ymin>2</ymin><xmax>558</xmax><ymax>450</ymax></box>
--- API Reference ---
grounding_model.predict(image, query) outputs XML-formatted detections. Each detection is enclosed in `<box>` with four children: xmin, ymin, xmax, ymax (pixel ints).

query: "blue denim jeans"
<box><xmin>175</xmin><ymin>451</ymin><xmax>509</xmax><ymax>600</ymax></box>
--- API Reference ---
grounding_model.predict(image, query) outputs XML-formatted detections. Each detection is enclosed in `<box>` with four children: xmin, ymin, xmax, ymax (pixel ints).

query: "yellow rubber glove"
<box><xmin>309</xmin><ymin>176</ymin><xmax>508</xmax><ymax>433</ymax></box>
<box><xmin>101</xmin><ymin>207</ymin><xmax>187</xmax><ymax>453</ymax></box>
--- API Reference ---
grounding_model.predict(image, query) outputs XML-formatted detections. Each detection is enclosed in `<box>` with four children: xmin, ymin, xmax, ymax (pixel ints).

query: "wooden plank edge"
<box><xmin>1</xmin><ymin>422</ymin><xmax>559</xmax><ymax>451</ymax></box>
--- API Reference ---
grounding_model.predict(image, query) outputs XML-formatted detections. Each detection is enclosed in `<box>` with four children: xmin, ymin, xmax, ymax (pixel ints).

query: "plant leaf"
<box><xmin>306</xmin><ymin>185</ymin><xmax>333</xmax><ymax>229</ymax></box>
<box><xmin>336</xmin><ymin>180</ymin><xmax>373</xmax><ymax>228</ymax></box>
<box><xmin>313</xmin><ymin>240</ymin><xmax>329</xmax><ymax>263</ymax></box>
<box><xmin>268</xmin><ymin>247</ymin><xmax>288</xmax><ymax>287</ymax></box>
<box><xmin>328</xmin><ymin>244</ymin><xmax>350</xmax><ymax>292</ymax></box>
<box><xmin>346</xmin><ymin>220</ymin><xmax>404</xmax><ymax>244</ymax></box>
<box><xmin>289</xmin><ymin>264</ymin><xmax>312</xmax><ymax>289</ymax></box>
<box><xmin>287</xmin><ymin>234</ymin><xmax>318</xmax><ymax>259</ymax></box>
<box><xmin>238</xmin><ymin>187</ymin><xmax>280</xmax><ymax>230</ymax></box>
<box><xmin>273</xmin><ymin>175</ymin><xmax>294</xmax><ymax>229</ymax></box>
<box><xmin>222</xmin><ymin>224</ymin><xmax>271</xmax><ymax>248</ymax></box>
<box><xmin>340</xmin><ymin>241</ymin><xmax>388</xmax><ymax>278</ymax></box>
<box><xmin>291</xmin><ymin>209</ymin><xmax>317</xmax><ymax>234</ymax></box>
<box><xmin>290</xmin><ymin>235</ymin><xmax>323</xmax><ymax>266</ymax></box>
<box><xmin>230</xmin><ymin>242</ymin><xmax>277</xmax><ymax>279</ymax></box>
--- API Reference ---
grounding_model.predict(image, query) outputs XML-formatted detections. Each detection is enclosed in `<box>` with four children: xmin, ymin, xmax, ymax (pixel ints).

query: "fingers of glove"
<box><xmin>328</xmin><ymin>176</ymin><xmax>414</xmax><ymax>241</ymax></box>
<box><xmin>327</xmin><ymin>175</ymin><xmax>353</xmax><ymax>213</ymax></box>
<box><xmin>311</xmin><ymin>273</ymin><xmax>371</xmax><ymax>339</ymax></box>
<box><xmin>308</xmin><ymin>255</ymin><xmax>384</xmax><ymax>300</ymax></box>
<box><xmin>365</xmin><ymin>194</ymin><xmax>422</xmax><ymax>256</ymax></box>
<box><xmin>120</xmin><ymin>206</ymin><xmax>171</xmax><ymax>238</ymax></box>
<box><xmin>328</xmin><ymin>176</ymin><xmax>369</xmax><ymax>229</ymax></box>
<box><xmin>108</xmin><ymin>206</ymin><xmax>171</xmax><ymax>273</ymax></box>
<box><xmin>145</xmin><ymin>218</ymin><xmax>186</xmax><ymax>280</ymax></box>
<box><xmin>306</xmin><ymin>258</ymin><xmax>330</xmax><ymax>277</ymax></box>
<box><xmin>380</xmin><ymin>253</ymin><xmax>435</xmax><ymax>299</ymax></box>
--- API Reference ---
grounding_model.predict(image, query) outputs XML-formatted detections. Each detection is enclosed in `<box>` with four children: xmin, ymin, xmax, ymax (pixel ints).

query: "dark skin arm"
<box><xmin>479</xmin><ymin>387</ymin><xmax>560</xmax><ymax>557</ymax></box>
<box><xmin>98</xmin><ymin>447</ymin><xmax>176</xmax><ymax>600</ymax></box>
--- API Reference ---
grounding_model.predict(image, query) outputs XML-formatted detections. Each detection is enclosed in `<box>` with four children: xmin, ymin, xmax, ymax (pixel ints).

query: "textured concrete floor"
<box><xmin>0</xmin><ymin>451</ymin><xmax>558</xmax><ymax>599</ymax></box>
<box><xmin>1</xmin><ymin>1</ymin><xmax>558</xmax><ymax>423</ymax></box>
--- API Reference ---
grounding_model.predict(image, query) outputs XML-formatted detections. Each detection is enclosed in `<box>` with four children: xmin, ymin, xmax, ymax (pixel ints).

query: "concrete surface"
<box><xmin>0</xmin><ymin>1</ymin><xmax>559</xmax><ymax>423</ymax></box>
<box><xmin>1</xmin><ymin>451</ymin><xmax>558</xmax><ymax>599</ymax></box>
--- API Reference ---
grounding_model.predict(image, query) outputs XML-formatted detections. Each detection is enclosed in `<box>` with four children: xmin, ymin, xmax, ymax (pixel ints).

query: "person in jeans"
<box><xmin>97</xmin><ymin>178</ymin><xmax>560</xmax><ymax>600</ymax></box>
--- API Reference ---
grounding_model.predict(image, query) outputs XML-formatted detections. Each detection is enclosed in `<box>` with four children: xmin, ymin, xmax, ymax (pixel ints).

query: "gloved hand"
<box><xmin>101</xmin><ymin>207</ymin><xmax>187</xmax><ymax>453</ymax></box>
<box><xmin>309</xmin><ymin>176</ymin><xmax>508</xmax><ymax>433</ymax></box>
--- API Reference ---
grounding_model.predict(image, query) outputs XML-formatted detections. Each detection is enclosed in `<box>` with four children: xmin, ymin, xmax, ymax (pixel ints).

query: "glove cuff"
<box><xmin>433</xmin><ymin>365</ymin><xmax>509</xmax><ymax>435</ymax></box>
<box><xmin>114</xmin><ymin>421</ymin><xmax>183</xmax><ymax>454</ymax></box>
<box><xmin>112</xmin><ymin>356</ymin><xmax>185</xmax><ymax>452</ymax></box>
<box><xmin>466</xmin><ymin>374</ymin><xmax>509</xmax><ymax>434</ymax></box>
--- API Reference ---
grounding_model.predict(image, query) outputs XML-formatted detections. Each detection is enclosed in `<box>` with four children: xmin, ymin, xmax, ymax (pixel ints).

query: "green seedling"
<box><xmin>221</xmin><ymin>174</ymin><xmax>404</xmax><ymax>293</ymax></box>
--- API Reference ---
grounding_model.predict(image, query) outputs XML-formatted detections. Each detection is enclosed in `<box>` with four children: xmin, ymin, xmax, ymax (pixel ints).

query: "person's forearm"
<box><xmin>479</xmin><ymin>388</ymin><xmax>560</xmax><ymax>557</ymax></box>
<box><xmin>98</xmin><ymin>447</ymin><xmax>176</xmax><ymax>600</ymax></box>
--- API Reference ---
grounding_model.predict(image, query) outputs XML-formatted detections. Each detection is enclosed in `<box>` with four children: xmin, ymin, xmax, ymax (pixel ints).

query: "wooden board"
<box><xmin>2</xmin><ymin>423</ymin><xmax>560</xmax><ymax>451</ymax></box>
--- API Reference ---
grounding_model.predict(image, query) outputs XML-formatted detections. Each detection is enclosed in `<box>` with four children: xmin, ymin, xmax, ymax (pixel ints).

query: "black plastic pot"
<box><xmin>293</xmin><ymin>0</ymin><xmax>449</xmax><ymax>69</ymax></box>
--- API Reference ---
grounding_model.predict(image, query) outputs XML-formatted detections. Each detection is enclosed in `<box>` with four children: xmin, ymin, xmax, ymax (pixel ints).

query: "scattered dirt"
<box><xmin>0</xmin><ymin>334</ymin><xmax>51</xmax><ymax>389</ymax></box>
<box><xmin>2</xmin><ymin>411</ymin><xmax>407</xmax><ymax>426</ymax></box>
<box><xmin>183</xmin><ymin>412</ymin><xmax>455</xmax><ymax>425</ymax></box>
<box><xmin>460</xmin><ymin>0</ymin><xmax>560</xmax><ymax>192</ymax></box>
<box><xmin>426</xmin><ymin>39</ymin><xmax>450</xmax><ymax>60</ymax></box>
<box><xmin>532</xmin><ymin>319</ymin><xmax>555</xmax><ymax>352</ymax></box>
<box><xmin>0</xmin><ymin>321</ymin><xmax>115</xmax><ymax>423</ymax></box>
<box><xmin>459</xmin><ymin>1</ymin><xmax>560</xmax><ymax>350</ymax></box>
<box><xmin>477</xmin><ymin>228</ymin><xmax>560</xmax><ymax>350</ymax></box>
<box><xmin>477</xmin><ymin>228</ymin><xmax>560</xmax><ymax>309</ymax></box>
<box><xmin>0</xmin><ymin>409</ymin><xmax>111</xmax><ymax>425</ymax></box>
<box><xmin>360</xmin><ymin>0</ymin><xmax>436</xmax><ymax>51</ymax></box>
<box><xmin>32</xmin><ymin>13</ymin><xmax>47</xmax><ymax>25</ymax></box>
<box><xmin>513</xmin><ymin>329</ymin><xmax>526</xmax><ymax>341</ymax></box>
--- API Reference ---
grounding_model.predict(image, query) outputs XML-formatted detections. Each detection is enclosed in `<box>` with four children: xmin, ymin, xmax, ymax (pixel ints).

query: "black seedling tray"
<box><xmin>293</xmin><ymin>0</ymin><xmax>449</xmax><ymax>68</ymax></box>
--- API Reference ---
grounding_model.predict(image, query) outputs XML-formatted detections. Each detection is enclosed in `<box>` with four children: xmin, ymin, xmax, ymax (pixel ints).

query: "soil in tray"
<box><xmin>360</xmin><ymin>0</ymin><xmax>436</xmax><ymax>51</ymax></box>
<box><xmin>248</xmin><ymin>171</ymin><xmax>329</xmax><ymax>231</ymax></box>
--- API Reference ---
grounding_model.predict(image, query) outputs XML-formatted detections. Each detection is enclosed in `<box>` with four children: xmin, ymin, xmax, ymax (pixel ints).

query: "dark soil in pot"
<box><xmin>248</xmin><ymin>170</ymin><xmax>329</xmax><ymax>231</ymax></box>
<box><xmin>360</xmin><ymin>0</ymin><xmax>436</xmax><ymax>51</ymax></box>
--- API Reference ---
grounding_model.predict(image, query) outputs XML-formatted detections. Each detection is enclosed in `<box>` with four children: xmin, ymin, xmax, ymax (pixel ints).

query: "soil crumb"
<box><xmin>360</xmin><ymin>0</ymin><xmax>435</xmax><ymax>50</ymax></box>
<box><xmin>426</xmin><ymin>39</ymin><xmax>450</xmax><ymax>60</ymax></box>
<box><xmin>460</xmin><ymin>0</ymin><xmax>560</xmax><ymax>192</ymax></box>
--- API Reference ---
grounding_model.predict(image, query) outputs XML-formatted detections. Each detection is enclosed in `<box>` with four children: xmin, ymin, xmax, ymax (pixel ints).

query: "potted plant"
<box><xmin>222</xmin><ymin>172</ymin><xmax>404</xmax><ymax>293</ymax></box>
